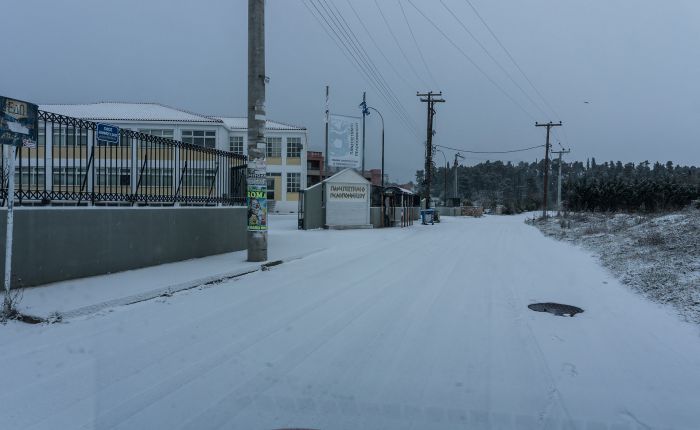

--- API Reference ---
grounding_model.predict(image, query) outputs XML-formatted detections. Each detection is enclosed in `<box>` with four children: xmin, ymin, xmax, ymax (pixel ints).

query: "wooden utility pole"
<box><xmin>551</xmin><ymin>148</ymin><xmax>571</xmax><ymax>215</ymax></box>
<box><xmin>247</xmin><ymin>0</ymin><xmax>267</xmax><ymax>261</ymax></box>
<box><xmin>417</xmin><ymin>91</ymin><xmax>445</xmax><ymax>209</ymax></box>
<box><xmin>535</xmin><ymin>121</ymin><xmax>562</xmax><ymax>218</ymax></box>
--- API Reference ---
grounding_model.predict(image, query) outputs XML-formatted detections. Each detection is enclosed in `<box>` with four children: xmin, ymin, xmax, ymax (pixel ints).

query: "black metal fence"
<box><xmin>1</xmin><ymin>110</ymin><xmax>247</xmax><ymax>206</ymax></box>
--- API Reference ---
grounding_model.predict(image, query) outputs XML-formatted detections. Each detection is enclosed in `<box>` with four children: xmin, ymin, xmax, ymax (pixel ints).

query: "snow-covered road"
<box><xmin>1</xmin><ymin>215</ymin><xmax>699</xmax><ymax>430</ymax></box>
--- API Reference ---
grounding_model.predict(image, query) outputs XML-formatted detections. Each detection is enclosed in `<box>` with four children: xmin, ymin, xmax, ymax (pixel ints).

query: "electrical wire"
<box><xmin>462</xmin><ymin>0</ymin><xmax>570</xmax><ymax>147</ymax></box>
<box><xmin>303</xmin><ymin>0</ymin><xmax>420</xmax><ymax>137</ymax></box>
<box><xmin>435</xmin><ymin>143</ymin><xmax>545</xmax><ymax>154</ymax></box>
<box><xmin>463</xmin><ymin>0</ymin><xmax>562</xmax><ymax>120</ymax></box>
<box><xmin>398</xmin><ymin>0</ymin><xmax>439</xmax><ymax>89</ymax></box>
<box><xmin>439</xmin><ymin>0</ymin><xmax>549</xmax><ymax>119</ymax></box>
<box><xmin>321</xmin><ymin>0</ymin><xmax>418</xmax><ymax>133</ymax></box>
<box><xmin>373</xmin><ymin>0</ymin><xmax>431</xmax><ymax>89</ymax></box>
<box><xmin>406</xmin><ymin>0</ymin><xmax>537</xmax><ymax>122</ymax></box>
<box><xmin>344</xmin><ymin>0</ymin><xmax>415</xmax><ymax>91</ymax></box>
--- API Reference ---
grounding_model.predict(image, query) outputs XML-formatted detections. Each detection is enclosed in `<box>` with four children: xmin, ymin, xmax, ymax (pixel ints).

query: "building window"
<box><xmin>229</xmin><ymin>135</ymin><xmax>244</xmax><ymax>154</ymax></box>
<box><xmin>139</xmin><ymin>129</ymin><xmax>174</xmax><ymax>140</ymax></box>
<box><xmin>139</xmin><ymin>129</ymin><xmax>174</xmax><ymax>148</ymax></box>
<box><xmin>286</xmin><ymin>137</ymin><xmax>302</xmax><ymax>158</ymax></box>
<box><xmin>286</xmin><ymin>172</ymin><xmax>301</xmax><ymax>193</ymax></box>
<box><xmin>182</xmin><ymin>130</ymin><xmax>216</xmax><ymax>148</ymax></box>
<box><xmin>96</xmin><ymin>168</ymin><xmax>131</xmax><ymax>186</ymax></box>
<box><xmin>142</xmin><ymin>168</ymin><xmax>173</xmax><ymax>188</ymax></box>
<box><xmin>52</xmin><ymin>167</ymin><xmax>87</xmax><ymax>187</ymax></box>
<box><xmin>15</xmin><ymin>167</ymin><xmax>45</xmax><ymax>188</ymax></box>
<box><xmin>52</xmin><ymin>127</ymin><xmax>88</xmax><ymax>146</ymax></box>
<box><xmin>266</xmin><ymin>137</ymin><xmax>282</xmax><ymax>157</ymax></box>
<box><xmin>266</xmin><ymin>173</ymin><xmax>280</xmax><ymax>201</ymax></box>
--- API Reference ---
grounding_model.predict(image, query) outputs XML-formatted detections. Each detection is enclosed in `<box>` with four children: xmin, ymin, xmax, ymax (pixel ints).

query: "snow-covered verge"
<box><xmin>532</xmin><ymin>207</ymin><xmax>700</xmax><ymax>324</ymax></box>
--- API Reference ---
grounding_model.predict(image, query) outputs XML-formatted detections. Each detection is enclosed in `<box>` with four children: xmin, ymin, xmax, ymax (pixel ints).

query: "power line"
<box><xmin>462</xmin><ymin>0</ymin><xmax>567</xmax><ymax>140</ymax></box>
<box><xmin>434</xmin><ymin>143</ymin><xmax>544</xmax><ymax>154</ymax></box>
<box><xmin>344</xmin><ymin>0</ymin><xmax>416</xmax><ymax>91</ymax></box>
<box><xmin>303</xmin><ymin>0</ymin><xmax>420</xmax><ymax>137</ymax></box>
<box><xmin>439</xmin><ymin>0</ymin><xmax>549</xmax><ymax>119</ymax></box>
<box><xmin>398</xmin><ymin>0</ymin><xmax>439</xmax><ymax>89</ymax></box>
<box><xmin>373</xmin><ymin>0</ymin><xmax>431</xmax><ymax>89</ymax></box>
<box><xmin>406</xmin><ymin>0</ymin><xmax>537</xmax><ymax>122</ymax></box>
<box><xmin>321</xmin><ymin>0</ymin><xmax>419</xmax><ymax>133</ymax></box>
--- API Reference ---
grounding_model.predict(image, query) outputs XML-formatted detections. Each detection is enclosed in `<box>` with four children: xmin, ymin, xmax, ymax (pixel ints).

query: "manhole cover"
<box><xmin>528</xmin><ymin>303</ymin><xmax>584</xmax><ymax>317</ymax></box>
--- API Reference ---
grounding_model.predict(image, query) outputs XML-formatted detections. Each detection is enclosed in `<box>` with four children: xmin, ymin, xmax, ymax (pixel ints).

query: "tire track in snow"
<box><xmin>12</xmin><ymin>229</ymin><xmax>427</xmax><ymax>429</ymax></box>
<box><xmin>493</xmin><ymin>221</ymin><xmax>577</xmax><ymax>428</ymax></box>
<box><xmin>79</xmin><ymin>231</ymin><xmax>434</xmax><ymax>430</ymax></box>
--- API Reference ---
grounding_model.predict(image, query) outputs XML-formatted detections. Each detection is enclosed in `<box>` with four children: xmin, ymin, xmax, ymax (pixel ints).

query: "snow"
<box><xmin>40</xmin><ymin>102</ymin><xmax>221</xmax><ymax>123</ymax></box>
<box><xmin>2</xmin><ymin>214</ymin><xmax>700</xmax><ymax>430</ymax></box>
<box><xmin>216</xmin><ymin>117</ymin><xmax>306</xmax><ymax>131</ymax></box>
<box><xmin>535</xmin><ymin>209</ymin><xmax>700</xmax><ymax>324</ymax></box>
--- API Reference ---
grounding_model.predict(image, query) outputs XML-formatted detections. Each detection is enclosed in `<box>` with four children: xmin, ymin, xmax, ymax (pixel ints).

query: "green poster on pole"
<box><xmin>247</xmin><ymin>183</ymin><xmax>268</xmax><ymax>231</ymax></box>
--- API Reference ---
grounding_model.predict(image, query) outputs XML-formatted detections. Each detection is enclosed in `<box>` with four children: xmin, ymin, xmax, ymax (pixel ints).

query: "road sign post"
<box><xmin>0</xmin><ymin>96</ymin><xmax>38</xmax><ymax>315</ymax></box>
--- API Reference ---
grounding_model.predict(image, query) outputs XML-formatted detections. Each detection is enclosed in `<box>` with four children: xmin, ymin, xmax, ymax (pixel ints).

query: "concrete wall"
<box><xmin>0</xmin><ymin>206</ymin><xmax>247</xmax><ymax>287</ymax></box>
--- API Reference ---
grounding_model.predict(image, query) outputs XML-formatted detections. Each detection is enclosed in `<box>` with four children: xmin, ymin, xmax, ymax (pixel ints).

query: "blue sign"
<box><xmin>0</xmin><ymin>96</ymin><xmax>38</xmax><ymax>147</ymax></box>
<box><xmin>97</xmin><ymin>123</ymin><xmax>120</xmax><ymax>144</ymax></box>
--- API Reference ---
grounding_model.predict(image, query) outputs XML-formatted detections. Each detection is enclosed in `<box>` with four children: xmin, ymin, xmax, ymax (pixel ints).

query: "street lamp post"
<box><xmin>359</xmin><ymin>100</ymin><xmax>385</xmax><ymax>224</ymax></box>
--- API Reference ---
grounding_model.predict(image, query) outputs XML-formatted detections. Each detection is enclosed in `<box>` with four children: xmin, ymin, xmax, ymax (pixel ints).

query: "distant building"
<box><xmin>307</xmin><ymin>151</ymin><xmax>324</xmax><ymax>187</ymax></box>
<box><xmin>40</xmin><ymin>102</ymin><xmax>308</xmax><ymax>213</ymax></box>
<box><xmin>363</xmin><ymin>168</ymin><xmax>383</xmax><ymax>186</ymax></box>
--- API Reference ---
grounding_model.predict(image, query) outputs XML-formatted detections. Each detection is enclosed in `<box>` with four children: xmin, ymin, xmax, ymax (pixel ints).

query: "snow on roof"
<box><xmin>217</xmin><ymin>117</ymin><xmax>306</xmax><ymax>131</ymax></box>
<box><xmin>39</xmin><ymin>102</ymin><xmax>223</xmax><ymax>123</ymax></box>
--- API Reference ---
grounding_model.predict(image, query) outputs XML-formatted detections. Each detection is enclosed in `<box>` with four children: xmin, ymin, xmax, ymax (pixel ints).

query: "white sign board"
<box><xmin>328</xmin><ymin>184</ymin><xmax>367</xmax><ymax>202</ymax></box>
<box><xmin>328</xmin><ymin>114</ymin><xmax>362</xmax><ymax>168</ymax></box>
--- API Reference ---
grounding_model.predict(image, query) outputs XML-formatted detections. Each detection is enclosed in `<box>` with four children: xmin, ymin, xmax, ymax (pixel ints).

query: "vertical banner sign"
<box><xmin>328</xmin><ymin>114</ymin><xmax>362</xmax><ymax>168</ymax></box>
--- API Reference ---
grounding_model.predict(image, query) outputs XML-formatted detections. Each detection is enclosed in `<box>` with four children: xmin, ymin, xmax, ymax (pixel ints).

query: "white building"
<box><xmin>39</xmin><ymin>102</ymin><xmax>308</xmax><ymax>212</ymax></box>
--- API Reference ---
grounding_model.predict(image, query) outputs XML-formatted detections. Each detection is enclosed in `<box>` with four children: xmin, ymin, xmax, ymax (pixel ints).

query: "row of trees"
<box><xmin>416</xmin><ymin>158</ymin><xmax>700</xmax><ymax>213</ymax></box>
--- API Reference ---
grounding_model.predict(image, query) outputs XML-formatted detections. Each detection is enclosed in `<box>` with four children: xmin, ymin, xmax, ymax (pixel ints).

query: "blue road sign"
<box><xmin>97</xmin><ymin>123</ymin><xmax>120</xmax><ymax>144</ymax></box>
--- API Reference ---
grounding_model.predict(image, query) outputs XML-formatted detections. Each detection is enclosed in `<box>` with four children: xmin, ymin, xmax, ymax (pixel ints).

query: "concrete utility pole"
<box><xmin>453</xmin><ymin>152</ymin><xmax>463</xmax><ymax>200</ymax></box>
<box><xmin>247</xmin><ymin>0</ymin><xmax>267</xmax><ymax>261</ymax></box>
<box><xmin>551</xmin><ymin>148</ymin><xmax>571</xmax><ymax>215</ymax></box>
<box><xmin>417</xmin><ymin>91</ymin><xmax>445</xmax><ymax>209</ymax></box>
<box><xmin>535</xmin><ymin>121</ymin><xmax>562</xmax><ymax>218</ymax></box>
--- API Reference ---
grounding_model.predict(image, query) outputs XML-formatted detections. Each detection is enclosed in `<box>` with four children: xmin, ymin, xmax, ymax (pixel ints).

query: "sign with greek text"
<box><xmin>328</xmin><ymin>183</ymin><xmax>367</xmax><ymax>202</ymax></box>
<box><xmin>328</xmin><ymin>114</ymin><xmax>362</xmax><ymax>168</ymax></box>
<box><xmin>0</xmin><ymin>96</ymin><xmax>38</xmax><ymax>147</ymax></box>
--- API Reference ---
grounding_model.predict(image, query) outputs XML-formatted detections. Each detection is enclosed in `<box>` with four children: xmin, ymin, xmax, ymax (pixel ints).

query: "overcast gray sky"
<box><xmin>3</xmin><ymin>0</ymin><xmax>700</xmax><ymax>182</ymax></box>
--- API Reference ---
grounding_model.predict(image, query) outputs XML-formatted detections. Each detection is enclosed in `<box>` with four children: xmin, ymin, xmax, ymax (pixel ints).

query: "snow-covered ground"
<box><xmin>534</xmin><ymin>208</ymin><xmax>700</xmax><ymax>324</ymax></box>
<box><xmin>1</xmin><ymin>214</ymin><xmax>700</xmax><ymax>430</ymax></box>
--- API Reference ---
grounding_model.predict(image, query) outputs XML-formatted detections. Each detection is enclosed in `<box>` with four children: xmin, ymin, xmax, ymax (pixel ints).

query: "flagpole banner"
<box><xmin>328</xmin><ymin>114</ymin><xmax>362</xmax><ymax>168</ymax></box>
